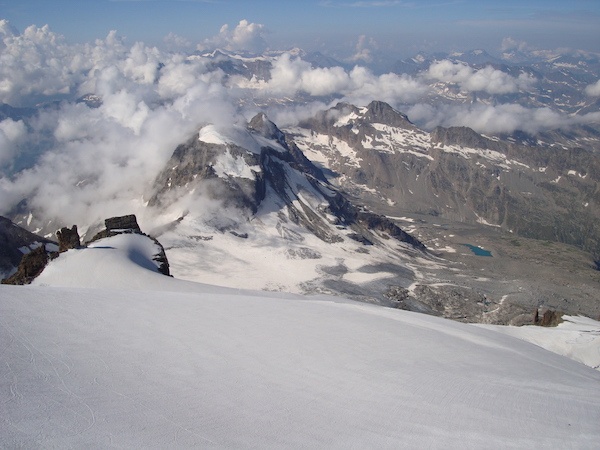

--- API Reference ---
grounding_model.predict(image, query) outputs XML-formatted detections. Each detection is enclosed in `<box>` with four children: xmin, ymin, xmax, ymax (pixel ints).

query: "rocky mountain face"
<box><xmin>150</xmin><ymin>112</ymin><xmax>423</xmax><ymax>250</ymax></box>
<box><xmin>0</xmin><ymin>216</ymin><xmax>57</xmax><ymax>279</ymax></box>
<box><xmin>198</xmin><ymin>50</ymin><xmax>273</xmax><ymax>82</ymax></box>
<box><xmin>143</xmin><ymin>107</ymin><xmax>600</xmax><ymax>325</ymax></box>
<box><xmin>391</xmin><ymin>49</ymin><xmax>600</xmax><ymax>116</ymax></box>
<box><xmin>4</xmin><ymin>98</ymin><xmax>598</xmax><ymax>323</ymax></box>
<box><xmin>200</xmin><ymin>47</ymin><xmax>600</xmax><ymax>116</ymax></box>
<box><xmin>287</xmin><ymin>101</ymin><xmax>600</xmax><ymax>259</ymax></box>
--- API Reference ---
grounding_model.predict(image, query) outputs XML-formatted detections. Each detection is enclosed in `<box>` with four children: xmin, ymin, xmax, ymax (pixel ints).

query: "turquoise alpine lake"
<box><xmin>463</xmin><ymin>244</ymin><xmax>492</xmax><ymax>257</ymax></box>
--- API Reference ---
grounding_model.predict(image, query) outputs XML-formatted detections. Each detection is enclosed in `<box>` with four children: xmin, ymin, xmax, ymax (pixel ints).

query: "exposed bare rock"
<box><xmin>150</xmin><ymin>113</ymin><xmax>425</xmax><ymax>251</ymax></box>
<box><xmin>1</xmin><ymin>246</ymin><xmax>57</xmax><ymax>285</ymax></box>
<box><xmin>248</xmin><ymin>112</ymin><xmax>287</xmax><ymax>147</ymax></box>
<box><xmin>0</xmin><ymin>216</ymin><xmax>56</xmax><ymax>279</ymax></box>
<box><xmin>148</xmin><ymin>235</ymin><xmax>171</xmax><ymax>277</ymax></box>
<box><xmin>89</xmin><ymin>215</ymin><xmax>142</xmax><ymax>243</ymax></box>
<box><xmin>430</xmin><ymin>126</ymin><xmax>507</xmax><ymax>153</ymax></box>
<box><xmin>288</xmin><ymin>100</ymin><xmax>600</xmax><ymax>259</ymax></box>
<box><xmin>148</xmin><ymin>135</ymin><xmax>265</xmax><ymax>213</ymax></box>
<box><xmin>56</xmin><ymin>225</ymin><xmax>80</xmax><ymax>252</ymax></box>
<box><xmin>534</xmin><ymin>308</ymin><xmax>564</xmax><ymax>327</ymax></box>
<box><xmin>105</xmin><ymin>214</ymin><xmax>141</xmax><ymax>232</ymax></box>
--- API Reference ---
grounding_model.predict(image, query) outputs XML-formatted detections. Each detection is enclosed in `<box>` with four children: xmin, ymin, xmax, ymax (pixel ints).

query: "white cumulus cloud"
<box><xmin>349</xmin><ymin>35</ymin><xmax>376</xmax><ymax>63</ymax></box>
<box><xmin>235</xmin><ymin>53</ymin><xmax>428</xmax><ymax>104</ymax></box>
<box><xmin>0</xmin><ymin>18</ymin><xmax>597</xmax><ymax>233</ymax></box>
<box><xmin>427</xmin><ymin>60</ymin><xmax>535</xmax><ymax>94</ymax></box>
<box><xmin>584</xmin><ymin>80</ymin><xmax>600</xmax><ymax>97</ymax></box>
<box><xmin>0</xmin><ymin>118</ymin><xmax>27</xmax><ymax>168</ymax></box>
<box><xmin>408</xmin><ymin>102</ymin><xmax>600</xmax><ymax>135</ymax></box>
<box><xmin>198</xmin><ymin>20</ymin><xmax>268</xmax><ymax>54</ymax></box>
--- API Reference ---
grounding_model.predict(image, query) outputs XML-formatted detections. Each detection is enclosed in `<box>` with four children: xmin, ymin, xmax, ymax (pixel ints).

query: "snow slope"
<box><xmin>479</xmin><ymin>316</ymin><xmax>600</xmax><ymax>371</ymax></box>
<box><xmin>1</xmin><ymin>235</ymin><xmax>600</xmax><ymax>448</ymax></box>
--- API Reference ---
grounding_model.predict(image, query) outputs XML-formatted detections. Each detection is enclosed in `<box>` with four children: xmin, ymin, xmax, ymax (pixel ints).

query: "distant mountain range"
<box><xmin>185</xmin><ymin>46</ymin><xmax>600</xmax><ymax>117</ymax></box>
<box><xmin>2</xmin><ymin>45</ymin><xmax>599</xmax><ymax>324</ymax></box>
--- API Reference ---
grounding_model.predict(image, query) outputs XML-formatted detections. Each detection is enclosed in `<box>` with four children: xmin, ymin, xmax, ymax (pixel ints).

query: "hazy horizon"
<box><xmin>2</xmin><ymin>0</ymin><xmax>600</xmax><ymax>58</ymax></box>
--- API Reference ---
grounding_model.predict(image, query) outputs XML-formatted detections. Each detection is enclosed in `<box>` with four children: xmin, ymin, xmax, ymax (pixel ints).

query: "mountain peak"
<box><xmin>247</xmin><ymin>112</ymin><xmax>287</xmax><ymax>146</ymax></box>
<box><xmin>430</xmin><ymin>126</ymin><xmax>505</xmax><ymax>152</ymax></box>
<box><xmin>364</xmin><ymin>100</ymin><xmax>414</xmax><ymax>129</ymax></box>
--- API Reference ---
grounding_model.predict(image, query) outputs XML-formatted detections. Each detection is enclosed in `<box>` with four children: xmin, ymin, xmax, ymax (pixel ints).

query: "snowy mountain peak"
<box><xmin>363</xmin><ymin>100</ymin><xmax>415</xmax><ymax>129</ymax></box>
<box><xmin>247</xmin><ymin>112</ymin><xmax>287</xmax><ymax>147</ymax></box>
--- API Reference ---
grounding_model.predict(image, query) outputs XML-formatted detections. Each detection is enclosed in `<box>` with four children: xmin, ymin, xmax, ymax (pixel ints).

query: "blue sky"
<box><xmin>2</xmin><ymin>0</ymin><xmax>600</xmax><ymax>56</ymax></box>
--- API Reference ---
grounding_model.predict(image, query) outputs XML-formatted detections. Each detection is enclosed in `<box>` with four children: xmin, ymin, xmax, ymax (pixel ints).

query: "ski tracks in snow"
<box><xmin>0</xmin><ymin>315</ymin><xmax>220</xmax><ymax>447</ymax></box>
<box><xmin>0</xmin><ymin>317</ymin><xmax>97</xmax><ymax>441</ymax></box>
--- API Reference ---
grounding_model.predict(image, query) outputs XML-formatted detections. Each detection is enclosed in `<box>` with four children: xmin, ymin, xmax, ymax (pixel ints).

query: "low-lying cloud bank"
<box><xmin>426</xmin><ymin>60</ymin><xmax>535</xmax><ymax>95</ymax></box>
<box><xmin>0</xmin><ymin>19</ymin><xmax>598</xmax><ymax>229</ymax></box>
<box><xmin>408</xmin><ymin>103</ymin><xmax>600</xmax><ymax>135</ymax></box>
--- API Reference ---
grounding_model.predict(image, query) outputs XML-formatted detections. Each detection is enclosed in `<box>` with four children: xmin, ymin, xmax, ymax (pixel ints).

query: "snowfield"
<box><xmin>1</xmin><ymin>234</ymin><xmax>600</xmax><ymax>448</ymax></box>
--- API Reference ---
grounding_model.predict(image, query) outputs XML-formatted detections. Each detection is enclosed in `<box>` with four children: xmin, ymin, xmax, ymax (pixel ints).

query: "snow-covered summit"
<box><xmin>33</xmin><ymin>232</ymin><xmax>169</xmax><ymax>290</ymax></box>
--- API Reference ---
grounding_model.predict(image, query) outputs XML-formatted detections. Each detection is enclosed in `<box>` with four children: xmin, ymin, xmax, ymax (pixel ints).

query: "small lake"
<box><xmin>463</xmin><ymin>244</ymin><xmax>492</xmax><ymax>257</ymax></box>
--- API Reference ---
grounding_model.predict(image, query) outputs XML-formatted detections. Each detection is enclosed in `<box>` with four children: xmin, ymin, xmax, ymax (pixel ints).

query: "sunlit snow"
<box><xmin>1</xmin><ymin>233</ymin><xmax>599</xmax><ymax>447</ymax></box>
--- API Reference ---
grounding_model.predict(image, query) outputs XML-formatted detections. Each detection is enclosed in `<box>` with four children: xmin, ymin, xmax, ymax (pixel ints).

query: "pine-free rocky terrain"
<box><xmin>4</xmin><ymin>101</ymin><xmax>600</xmax><ymax>325</ymax></box>
<box><xmin>2</xmin><ymin>38</ymin><xmax>599</xmax><ymax>328</ymax></box>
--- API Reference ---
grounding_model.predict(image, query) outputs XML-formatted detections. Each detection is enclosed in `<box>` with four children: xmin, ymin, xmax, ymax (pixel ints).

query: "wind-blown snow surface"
<box><xmin>479</xmin><ymin>316</ymin><xmax>600</xmax><ymax>372</ymax></box>
<box><xmin>1</xmin><ymin>235</ymin><xmax>600</xmax><ymax>448</ymax></box>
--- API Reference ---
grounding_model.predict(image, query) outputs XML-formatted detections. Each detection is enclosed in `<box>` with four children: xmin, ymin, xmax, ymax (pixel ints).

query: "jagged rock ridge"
<box><xmin>288</xmin><ymin>101</ymin><xmax>600</xmax><ymax>258</ymax></box>
<box><xmin>0</xmin><ymin>216</ymin><xmax>57</xmax><ymax>280</ymax></box>
<box><xmin>150</xmin><ymin>112</ymin><xmax>425</xmax><ymax>250</ymax></box>
<box><xmin>2</xmin><ymin>215</ymin><xmax>171</xmax><ymax>284</ymax></box>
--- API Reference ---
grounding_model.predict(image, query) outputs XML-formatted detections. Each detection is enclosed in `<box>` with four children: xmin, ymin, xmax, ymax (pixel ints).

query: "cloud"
<box><xmin>0</xmin><ymin>118</ymin><xmax>27</xmax><ymax>168</ymax></box>
<box><xmin>0</xmin><ymin>18</ymin><xmax>597</xmax><ymax>233</ymax></box>
<box><xmin>0</xmin><ymin>18</ymin><xmax>18</xmax><ymax>39</ymax></box>
<box><xmin>426</xmin><ymin>60</ymin><xmax>535</xmax><ymax>94</ymax></box>
<box><xmin>585</xmin><ymin>80</ymin><xmax>600</xmax><ymax>97</ymax></box>
<box><xmin>0</xmin><ymin>23</ymin><xmax>82</xmax><ymax>106</ymax></box>
<box><xmin>198</xmin><ymin>20</ymin><xmax>268</xmax><ymax>54</ymax></box>
<box><xmin>500</xmin><ymin>37</ymin><xmax>529</xmax><ymax>52</ymax></box>
<box><xmin>235</xmin><ymin>53</ymin><xmax>428</xmax><ymax>104</ymax></box>
<box><xmin>349</xmin><ymin>35</ymin><xmax>376</xmax><ymax>63</ymax></box>
<box><xmin>407</xmin><ymin>102</ymin><xmax>600</xmax><ymax>135</ymax></box>
<box><xmin>0</xmin><ymin>21</ymin><xmax>241</xmax><ymax>230</ymax></box>
<box><xmin>163</xmin><ymin>32</ymin><xmax>192</xmax><ymax>52</ymax></box>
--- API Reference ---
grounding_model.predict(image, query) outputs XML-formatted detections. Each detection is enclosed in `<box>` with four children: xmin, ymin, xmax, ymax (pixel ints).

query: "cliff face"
<box><xmin>288</xmin><ymin>101</ymin><xmax>600</xmax><ymax>258</ymax></box>
<box><xmin>148</xmin><ymin>113</ymin><xmax>426</xmax><ymax>249</ymax></box>
<box><xmin>0</xmin><ymin>216</ymin><xmax>57</xmax><ymax>280</ymax></box>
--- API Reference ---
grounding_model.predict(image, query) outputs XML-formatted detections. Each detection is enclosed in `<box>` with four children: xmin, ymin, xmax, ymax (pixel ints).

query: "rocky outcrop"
<box><xmin>534</xmin><ymin>309</ymin><xmax>564</xmax><ymax>327</ymax></box>
<box><xmin>88</xmin><ymin>214</ymin><xmax>170</xmax><ymax>276</ymax></box>
<box><xmin>362</xmin><ymin>100</ymin><xmax>415</xmax><ymax>130</ymax></box>
<box><xmin>430</xmin><ymin>126</ymin><xmax>507</xmax><ymax>153</ymax></box>
<box><xmin>0</xmin><ymin>216</ymin><xmax>56</xmax><ymax>279</ymax></box>
<box><xmin>148</xmin><ymin>236</ymin><xmax>171</xmax><ymax>277</ymax></box>
<box><xmin>248</xmin><ymin>112</ymin><xmax>287</xmax><ymax>147</ymax></box>
<box><xmin>1</xmin><ymin>246</ymin><xmax>57</xmax><ymax>285</ymax></box>
<box><xmin>57</xmin><ymin>225</ymin><xmax>80</xmax><ymax>252</ymax></box>
<box><xmin>2</xmin><ymin>214</ymin><xmax>171</xmax><ymax>283</ymax></box>
<box><xmin>148</xmin><ymin>135</ymin><xmax>265</xmax><ymax>213</ymax></box>
<box><xmin>105</xmin><ymin>215</ymin><xmax>141</xmax><ymax>232</ymax></box>
<box><xmin>89</xmin><ymin>214</ymin><xmax>142</xmax><ymax>242</ymax></box>
<box><xmin>327</xmin><ymin>193</ymin><xmax>427</xmax><ymax>250</ymax></box>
